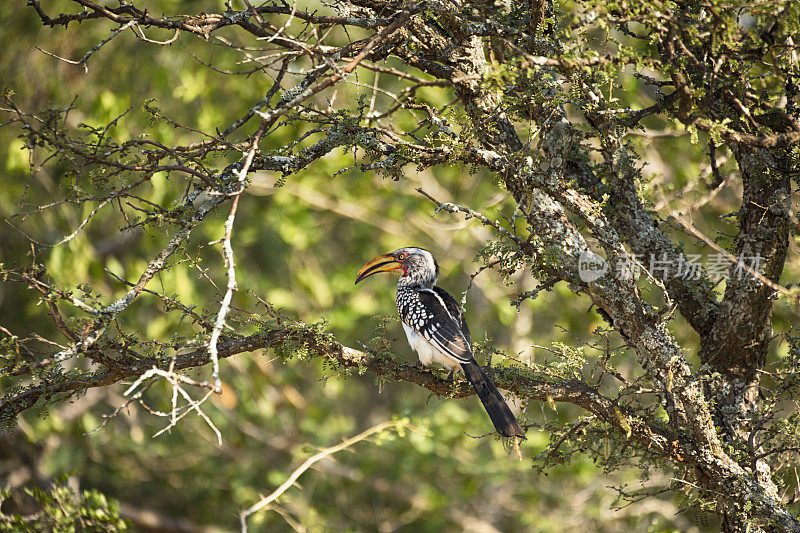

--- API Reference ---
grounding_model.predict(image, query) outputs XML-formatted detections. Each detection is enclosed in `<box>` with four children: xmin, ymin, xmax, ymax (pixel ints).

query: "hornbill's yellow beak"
<box><xmin>355</xmin><ymin>253</ymin><xmax>403</xmax><ymax>285</ymax></box>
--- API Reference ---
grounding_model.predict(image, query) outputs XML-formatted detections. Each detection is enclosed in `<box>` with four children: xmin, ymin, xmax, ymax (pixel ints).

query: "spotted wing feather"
<box><xmin>404</xmin><ymin>288</ymin><xmax>472</xmax><ymax>365</ymax></box>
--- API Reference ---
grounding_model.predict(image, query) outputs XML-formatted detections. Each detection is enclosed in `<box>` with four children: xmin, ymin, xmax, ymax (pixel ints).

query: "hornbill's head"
<box><xmin>355</xmin><ymin>247</ymin><xmax>439</xmax><ymax>287</ymax></box>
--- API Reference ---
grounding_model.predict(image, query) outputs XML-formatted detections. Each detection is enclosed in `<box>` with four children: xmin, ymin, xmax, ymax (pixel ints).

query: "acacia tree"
<box><xmin>2</xmin><ymin>0</ymin><xmax>800</xmax><ymax>531</ymax></box>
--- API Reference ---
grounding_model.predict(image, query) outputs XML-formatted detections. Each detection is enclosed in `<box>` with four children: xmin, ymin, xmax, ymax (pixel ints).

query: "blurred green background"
<box><xmin>3</xmin><ymin>1</ymin><xmax>797</xmax><ymax>531</ymax></box>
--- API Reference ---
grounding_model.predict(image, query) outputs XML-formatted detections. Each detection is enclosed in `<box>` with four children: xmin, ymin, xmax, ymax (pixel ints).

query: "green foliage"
<box><xmin>0</xmin><ymin>481</ymin><xmax>126</xmax><ymax>532</ymax></box>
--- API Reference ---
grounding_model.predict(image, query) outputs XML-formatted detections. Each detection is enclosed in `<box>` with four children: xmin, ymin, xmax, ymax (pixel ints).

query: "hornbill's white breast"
<box><xmin>401</xmin><ymin>322</ymin><xmax>460</xmax><ymax>369</ymax></box>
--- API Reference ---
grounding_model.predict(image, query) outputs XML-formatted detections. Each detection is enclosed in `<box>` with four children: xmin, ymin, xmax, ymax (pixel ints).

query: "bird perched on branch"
<box><xmin>355</xmin><ymin>247</ymin><xmax>525</xmax><ymax>439</ymax></box>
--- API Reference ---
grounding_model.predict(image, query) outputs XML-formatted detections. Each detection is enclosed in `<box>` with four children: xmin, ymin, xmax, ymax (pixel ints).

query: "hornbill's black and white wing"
<box><xmin>432</xmin><ymin>286</ymin><xmax>472</xmax><ymax>347</ymax></box>
<box><xmin>397</xmin><ymin>288</ymin><xmax>474</xmax><ymax>366</ymax></box>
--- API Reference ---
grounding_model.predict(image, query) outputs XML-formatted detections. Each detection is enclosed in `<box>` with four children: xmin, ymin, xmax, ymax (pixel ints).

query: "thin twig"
<box><xmin>662</xmin><ymin>196</ymin><xmax>790</xmax><ymax>297</ymax></box>
<box><xmin>207</xmin><ymin>123</ymin><xmax>267</xmax><ymax>393</ymax></box>
<box><xmin>416</xmin><ymin>188</ymin><xmax>520</xmax><ymax>244</ymax></box>
<box><xmin>239</xmin><ymin>419</ymin><xmax>408</xmax><ymax>531</ymax></box>
<box><xmin>36</xmin><ymin>21</ymin><xmax>135</xmax><ymax>73</ymax></box>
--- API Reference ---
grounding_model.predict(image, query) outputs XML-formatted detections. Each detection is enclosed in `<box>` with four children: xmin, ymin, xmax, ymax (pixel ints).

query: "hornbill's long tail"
<box><xmin>461</xmin><ymin>362</ymin><xmax>525</xmax><ymax>438</ymax></box>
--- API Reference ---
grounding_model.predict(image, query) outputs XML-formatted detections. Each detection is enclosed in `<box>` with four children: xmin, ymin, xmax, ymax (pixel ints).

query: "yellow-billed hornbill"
<box><xmin>356</xmin><ymin>247</ymin><xmax>525</xmax><ymax>439</ymax></box>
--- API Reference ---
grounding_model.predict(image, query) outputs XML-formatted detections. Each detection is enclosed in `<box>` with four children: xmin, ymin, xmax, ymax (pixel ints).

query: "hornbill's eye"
<box><xmin>396</xmin><ymin>252</ymin><xmax>406</xmax><ymax>261</ymax></box>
